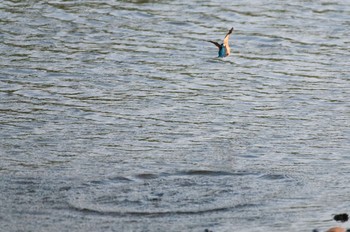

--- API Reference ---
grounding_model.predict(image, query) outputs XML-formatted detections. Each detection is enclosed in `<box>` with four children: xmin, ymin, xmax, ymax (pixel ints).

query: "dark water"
<box><xmin>1</xmin><ymin>0</ymin><xmax>349</xmax><ymax>231</ymax></box>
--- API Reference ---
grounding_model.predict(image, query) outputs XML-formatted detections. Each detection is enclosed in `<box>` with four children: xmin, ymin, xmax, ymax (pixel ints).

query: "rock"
<box><xmin>334</xmin><ymin>213</ymin><xmax>349</xmax><ymax>222</ymax></box>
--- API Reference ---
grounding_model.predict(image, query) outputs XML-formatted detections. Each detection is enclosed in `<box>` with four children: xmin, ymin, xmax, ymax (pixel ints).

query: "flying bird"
<box><xmin>208</xmin><ymin>27</ymin><xmax>234</xmax><ymax>58</ymax></box>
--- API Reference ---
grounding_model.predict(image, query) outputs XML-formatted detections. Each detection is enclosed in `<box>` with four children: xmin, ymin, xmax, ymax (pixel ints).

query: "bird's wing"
<box><xmin>223</xmin><ymin>27</ymin><xmax>234</xmax><ymax>46</ymax></box>
<box><xmin>208</xmin><ymin>40</ymin><xmax>221</xmax><ymax>48</ymax></box>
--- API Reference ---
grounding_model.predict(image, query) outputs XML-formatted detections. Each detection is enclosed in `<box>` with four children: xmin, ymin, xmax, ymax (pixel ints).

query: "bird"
<box><xmin>208</xmin><ymin>27</ymin><xmax>234</xmax><ymax>58</ymax></box>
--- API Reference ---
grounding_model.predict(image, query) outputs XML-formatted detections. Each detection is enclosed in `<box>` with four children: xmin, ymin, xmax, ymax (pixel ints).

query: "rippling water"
<box><xmin>1</xmin><ymin>0</ymin><xmax>349</xmax><ymax>231</ymax></box>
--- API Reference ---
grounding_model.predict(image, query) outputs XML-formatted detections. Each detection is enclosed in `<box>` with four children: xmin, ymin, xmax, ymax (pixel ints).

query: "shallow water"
<box><xmin>0</xmin><ymin>0</ymin><xmax>349</xmax><ymax>231</ymax></box>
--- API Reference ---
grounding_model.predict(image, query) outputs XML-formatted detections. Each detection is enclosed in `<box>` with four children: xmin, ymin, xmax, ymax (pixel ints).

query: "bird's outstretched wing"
<box><xmin>223</xmin><ymin>27</ymin><xmax>234</xmax><ymax>46</ymax></box>
<box><xmin>208</xmin><ymin>40</ymin><xmax>221</xmax><ymax>48</ymax></box>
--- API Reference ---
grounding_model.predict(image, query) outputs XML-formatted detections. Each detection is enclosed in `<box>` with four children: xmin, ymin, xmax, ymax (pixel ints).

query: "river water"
<box><xmin>1</xmin><ymin>0</ymin><xmax>349</xmax><ymax>231</ymax></box>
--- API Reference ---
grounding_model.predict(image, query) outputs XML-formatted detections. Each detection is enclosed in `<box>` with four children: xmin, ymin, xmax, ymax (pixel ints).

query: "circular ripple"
<box><xmin>68</xmin><ymin>170</ymin><xmax>293</xmax><ymax>215</ymax></box>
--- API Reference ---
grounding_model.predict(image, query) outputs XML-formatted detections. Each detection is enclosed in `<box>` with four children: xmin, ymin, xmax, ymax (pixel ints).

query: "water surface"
<box><xmin>1</xmin><ymin>0</ymin><xmax>350</xmax><ymax>231</ymax></box>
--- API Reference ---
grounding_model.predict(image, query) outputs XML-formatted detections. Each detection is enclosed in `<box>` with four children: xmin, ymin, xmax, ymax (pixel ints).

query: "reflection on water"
<box><xmin>0</xmin><ymin>0</ymin><xmax>349</xmax><ymax>231</ymax></box>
